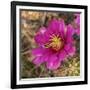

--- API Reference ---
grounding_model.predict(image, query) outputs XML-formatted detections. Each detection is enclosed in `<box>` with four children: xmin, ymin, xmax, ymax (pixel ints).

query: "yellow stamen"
<box><xmin>45</xmin><ymin>34</ymin><xmax>64</xmax><ymax>51</ymax></box>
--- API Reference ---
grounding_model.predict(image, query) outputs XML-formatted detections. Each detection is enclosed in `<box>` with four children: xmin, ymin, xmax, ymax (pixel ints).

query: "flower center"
<box><xmin>45</xmin><ymin>34</ymin><xmax>64</xmax><ymax>51</ymax></box>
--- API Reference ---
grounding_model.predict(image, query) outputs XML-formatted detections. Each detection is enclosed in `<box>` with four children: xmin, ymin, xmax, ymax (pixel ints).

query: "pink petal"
<box><xmin>46</xmin><ymin>54</ymin><xmax>60</xmax><ymax>70</ymax></box>
<box><xmin>32</xmin><ymin>48</ymin><xmax>53</xmax><ymax>66</ymax></box>
<box><xmin>75</xmin><ymin>28</ymin><xmax>80</xmax><ymax>35</ymax></box>
<box><xmin>33</xmin><ymin>56</ymin><xmax>44</xmax><ymax>66</ymax></box>
<box><xmin>74</xmin><ymin>14</ymin><xmax>80</xmax><ymax>24</ymax></box>
<box><xmin>48</xmin><ymin>19</ymin><xmax>60</xmax><ymax>32</ymax></box>
<box><xmin>69</xmin><ymin>46</ymin><xmax>76</xmax><ymax>56</ymax></box>
<box><xmin>32</xmin><ymin>47</ymin><xmax>44</xmax><ymax>56</ymax></box>
<box><xmin>58</xmin><ymin>19</ymin><xmax>65</xmax><ymax>33</ymax></box>
<box><xmin>64</xmin><ymin>44</ymin><xmax>76</xmax><ymax>56</ymax></box>
<box><xmin>47</xmin><ymin>19</ymin><xmax>65</xmax><ymax>36</ymax></box>
<box><xmin>35</xmin><ymin>27</ymin><xmax>48</xmax><ymax>45</ymax></box>
<box><xmin>59</xmin><ymin>49</ymin><xmax>67</xmax><ymax>61</ymax></box>
<box><xmin>66</xmin><ymin>24</ymin><xmax>74</xmax><ymax>43</ymax></box>
<box><xmin>38</xmin><ymin>27</ymin><xmax>47</xmax><ymax>34</ymax></box>
<box><xmin>67</xmin><ymin>24</ymin><xmax>74</xmax><ymax>36</ymax></box>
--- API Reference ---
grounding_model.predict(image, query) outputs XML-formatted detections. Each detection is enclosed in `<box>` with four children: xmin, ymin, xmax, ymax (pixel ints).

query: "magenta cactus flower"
<box><xmin>32</xmin><ymin>19</ymin><xmax>76</xmax><ymax>70</ymax></box>
<box><xmin>75</xmin><ymin>14</ymin><xmax>80</xmax><ymax>24</ymax></box>
<box><xmin>74</xmin><ymin>14</ymin><xmax>80</xmax><ymax>35</ymax></box>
